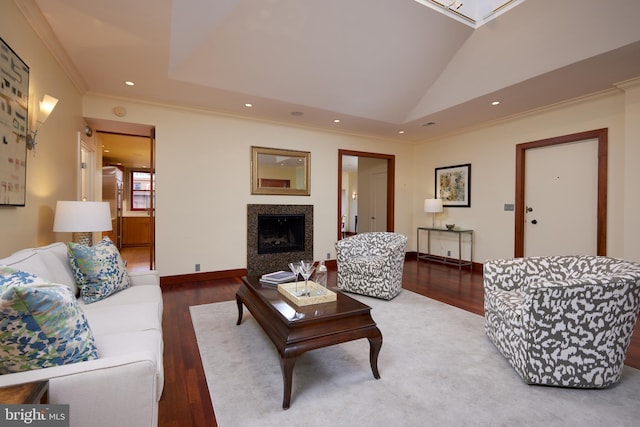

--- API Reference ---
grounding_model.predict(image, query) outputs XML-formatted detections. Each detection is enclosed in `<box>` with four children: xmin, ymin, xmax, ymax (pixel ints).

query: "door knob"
<box><xmin>531</xmin><ymin>219</ymin><xmax>538</xmax><ymax>224</ymax></box>
<box><xmin>526</xmin><ymin>206</ymin><xmax>533</xmax><ymax>213</ymax></box>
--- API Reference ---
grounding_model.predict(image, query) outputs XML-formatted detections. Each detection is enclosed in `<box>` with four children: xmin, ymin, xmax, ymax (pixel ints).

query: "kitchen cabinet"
<box><xmin>122</xmin><ymin>216</ymin><xmax>151</xmax><ymax>246</ymax></box>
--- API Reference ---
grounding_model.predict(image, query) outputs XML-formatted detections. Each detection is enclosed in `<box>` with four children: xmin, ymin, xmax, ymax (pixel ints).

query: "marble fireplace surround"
<box><xmin>247</xmin><ymin>204</ymin><xmax>313</xmax><ymax>276</ymax></box>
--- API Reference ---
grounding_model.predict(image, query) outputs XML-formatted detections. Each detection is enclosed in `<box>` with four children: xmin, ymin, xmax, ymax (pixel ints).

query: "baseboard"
<box><xmin>158</xmin><ymin>256</ymin><xmax>474</xmax><ymax>286</ymax></box>
<box><xmin>160</xmin><ymin>268</ymin><xmax>247</xmax><ymax>285</ymax></box>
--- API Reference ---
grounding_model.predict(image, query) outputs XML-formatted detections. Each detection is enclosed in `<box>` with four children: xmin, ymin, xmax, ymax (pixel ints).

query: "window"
<box><xmin>130</xmin><ymin>170</ymin><xmax>154</xmax><ymax>211</ymax></box>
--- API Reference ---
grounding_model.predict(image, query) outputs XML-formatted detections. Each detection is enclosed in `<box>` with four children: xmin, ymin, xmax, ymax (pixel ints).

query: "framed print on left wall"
<box><xmin>435</xmin><ymin>163</ymin><xmax>471</xmax><ymax>207</ymax></box>
<box><xmin>0</xmin><ymin>37</ymin><xmax>29</xmax><ymax>206</ymax></box>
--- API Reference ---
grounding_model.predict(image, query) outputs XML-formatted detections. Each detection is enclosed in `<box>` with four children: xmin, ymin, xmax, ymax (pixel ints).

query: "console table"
<box><xmin>417</xmin><ymin>227</ymin><xmax>473</xmax><ymax>270</ymax></box>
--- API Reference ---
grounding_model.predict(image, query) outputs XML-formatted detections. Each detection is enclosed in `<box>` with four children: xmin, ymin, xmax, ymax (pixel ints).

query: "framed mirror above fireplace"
<box><xmin>251</xmin><ymin>146</ymin><xmax>310</xmax><ymax>196</ymax></box>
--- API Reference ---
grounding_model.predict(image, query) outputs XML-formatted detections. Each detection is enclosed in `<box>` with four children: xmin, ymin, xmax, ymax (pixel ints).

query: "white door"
<box><xmin>79</xmin><ymin>134</ymin><xmax>96</xmax><ymax>201</ymax></box>
<box><xmin>524</xmin><ymin>139</ymin><xmax>598</xmax><ymax>256</ymax></box>
<box><xmin>370</xmin><ymin>170</ymin><xmax>387</xmax><ymax>232</ymax></box>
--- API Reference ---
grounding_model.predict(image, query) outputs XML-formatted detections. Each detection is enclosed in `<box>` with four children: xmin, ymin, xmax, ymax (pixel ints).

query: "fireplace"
<box><xmin>247</xmin><ymin>204</ymin><xmax>313</xmax><ymax>276</ymax></box>
<box><xmin>258</xmin><ymin>214</ymin><xmax>305</xmax><ymax>254</ymax></box>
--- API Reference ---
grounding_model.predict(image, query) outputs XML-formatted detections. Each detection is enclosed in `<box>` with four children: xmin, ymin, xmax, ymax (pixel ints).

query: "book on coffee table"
<box><xmin>260</xmin><ymin>270</ymin><xmax>297</xmax><ymax>285</ymax></box>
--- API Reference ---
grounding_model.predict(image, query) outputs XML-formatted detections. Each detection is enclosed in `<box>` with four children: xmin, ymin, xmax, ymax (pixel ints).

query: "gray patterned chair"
<box><xmin>335</xmin><ymin>232</ymin><xmax>408</xmax><ymax>300</ymax></box>
<box><xmin>484</xmin><ymin>255</ymin><xmax>640</xmax><ymax>388</ymax></box>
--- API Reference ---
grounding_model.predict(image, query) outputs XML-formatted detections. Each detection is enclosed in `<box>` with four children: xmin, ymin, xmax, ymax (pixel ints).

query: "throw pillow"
<box><xmin>0</xmin><ymin>276</ymin><xmax>98</xmax><ymax>374</ymax></box>
<box><xmin>0</xmin><ymin>266</ymin><xmax>51</xmax><ymax>288</ymax></box>
<box><xmin>67</xmin><ymin>236</ymin><xmax>131</xmax><ymax>304</ymax></box>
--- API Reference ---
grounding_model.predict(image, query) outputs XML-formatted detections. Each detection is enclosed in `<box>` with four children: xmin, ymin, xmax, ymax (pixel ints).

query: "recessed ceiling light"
<box><xmin>245</xmin><ymin>103</ymin><xmax>253</xmax><ymax>108</ymax></box>
<box><xmin>398</xmin><ymin>130</ymin><xmax>405</xmax><ymax>134</ymax></box>
<box><xmin>125</xmin><ymin>81</ymin><xmax>135</xmax><ymax>86</ymax></box>
<box><xmin>333</xmin><ymin>119</ymin><xmax>341</xmax><ymax>123</ymax></box>
<box><xmin>104</xmin><ymin>149</ymin><xmax>110</xmax><ymax>153</ymax></box>
<box><xmin>491</xmin><ymin>101</ymin><xmax>500</xmax><ymax>105</ymax></box>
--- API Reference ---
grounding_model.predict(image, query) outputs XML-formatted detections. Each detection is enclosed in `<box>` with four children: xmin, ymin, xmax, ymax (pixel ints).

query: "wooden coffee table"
<box><xmin>236</xmin><ymin>276</ymin><xmax>382</xmax><ymax>409</ymax></box>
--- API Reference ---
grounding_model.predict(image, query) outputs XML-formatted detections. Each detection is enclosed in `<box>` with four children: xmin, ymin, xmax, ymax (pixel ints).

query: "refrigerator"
<box><xmin>102</xmin><ymin>166</ymin><xmax>123</xmax><ymax>248</ymax></box>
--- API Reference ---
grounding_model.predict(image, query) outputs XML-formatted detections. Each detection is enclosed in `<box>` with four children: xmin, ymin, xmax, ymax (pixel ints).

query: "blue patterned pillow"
<box><xmin>0</xmin><ymin>268</ymin><xmax>98</xmax><ymax>374</ymax></box>
<box><xmin>0</xmin><ymin>266</ymin><xmax>45</xmax><ymax>287</ymax></box>
<box><xmin>67</xmin><ymin>237</ymin><xmax>131</xmax><ymax>304</ymax></box>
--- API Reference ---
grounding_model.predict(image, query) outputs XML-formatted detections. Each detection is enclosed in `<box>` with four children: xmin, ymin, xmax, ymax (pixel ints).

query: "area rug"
<box><xmin>190</xmin><ymin>290</ymin><xmax>640</xmax><ymax>427</ymax></box>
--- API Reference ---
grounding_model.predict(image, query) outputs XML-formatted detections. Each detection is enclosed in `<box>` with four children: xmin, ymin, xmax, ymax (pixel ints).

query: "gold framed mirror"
<box><xmin>251</xmin><ymin>146</ymin><xmax>310</xmax><ymax>195</ymax></box>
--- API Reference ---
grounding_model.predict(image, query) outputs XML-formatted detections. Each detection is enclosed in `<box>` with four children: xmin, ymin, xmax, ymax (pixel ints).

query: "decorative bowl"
<box><xmin>445</xmin><ymin>224</ymin><xmax>455</xmax><ymax>230</ymax></box>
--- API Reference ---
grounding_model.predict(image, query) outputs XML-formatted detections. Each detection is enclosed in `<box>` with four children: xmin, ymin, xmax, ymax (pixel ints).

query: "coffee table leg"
<box><xmin>368</xmin><ymin>328</ymin><xmax>383</xmax><ymax>379</ymax></box>
<box><xmin>236</xmin><ymin>297</ymin><xmax>243</xmax><ymax>325</ymax></box>
<box><xmin>279</xmin><ymin>356</ymin><xmax>297</xmax><ymax>409</ymax></box>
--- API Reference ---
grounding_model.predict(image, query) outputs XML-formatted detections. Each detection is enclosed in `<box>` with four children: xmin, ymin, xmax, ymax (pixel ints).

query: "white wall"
<box><xmin>620</xmin><ymin>81</ymin><xmax>640</xmax><ymax>261</ymax></box>
<box><xmin>82</xmin><ymin>95</ymin><xmax>415</xmax><ymax>276</ymax></box>
<box><xmin>0</xmin><ymin>2</ymin><xmax>84</xmax><ymax>256</ymax></box>
<box><xmin>413</xmin><ymin>86</ymin><xmax>640</xmax><ymax>263</ymax></box>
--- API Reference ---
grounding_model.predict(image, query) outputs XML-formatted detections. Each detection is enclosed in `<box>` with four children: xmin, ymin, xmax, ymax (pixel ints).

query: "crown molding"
<box><xmin>15</xmin><ymin>0</ymin><xmax>88</xmax><ymax>94</ymax></box>
<box><xmin>614</xmin><ymin>76</ymin><xmax>640</xmax><ymax>91</ymax></box>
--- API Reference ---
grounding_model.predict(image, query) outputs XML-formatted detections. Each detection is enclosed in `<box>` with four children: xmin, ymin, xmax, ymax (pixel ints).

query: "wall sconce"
<box><xmin>424</xmin><ymin>198</ymin><xmax>443</xmax><ymax>228</ymax></box>
<box><xmin>352</xmin><ymin>191</ymin><xmax>357</xmax><ymax>200</ymax></box>
<box><xmin>26</xmin><ymin>94</ymin><xmax>59</xmax><ymax>154</ymax></box>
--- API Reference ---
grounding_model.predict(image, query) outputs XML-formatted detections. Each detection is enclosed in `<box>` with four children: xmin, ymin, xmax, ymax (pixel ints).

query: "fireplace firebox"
<box><xmin>257</xmin><ymin>214</ymin><xmax>305</xmax><ymax>254</ymax></box>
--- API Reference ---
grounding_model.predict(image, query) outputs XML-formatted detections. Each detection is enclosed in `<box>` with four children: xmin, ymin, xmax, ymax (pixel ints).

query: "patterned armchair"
<box><xmin>484</xmin><ymin>255</ymin><xmax>640</xmax><ymax>388</ymax></box>
<box><xmin>335</xmin><ymin>232</ymin><xmax>408</xmax><ymax>300</ymax></box>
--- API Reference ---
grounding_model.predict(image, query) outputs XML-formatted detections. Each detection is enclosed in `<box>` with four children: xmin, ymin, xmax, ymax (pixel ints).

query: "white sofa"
<box><xmin>0</xmin><ymin>242</ymin><xmax>164</xmax><ymax>427</ymax></box>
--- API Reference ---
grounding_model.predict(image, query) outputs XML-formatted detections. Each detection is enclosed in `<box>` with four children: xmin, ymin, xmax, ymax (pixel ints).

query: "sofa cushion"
<box><xmin>0</xmin><ymin>269</ymin><xmax>98</xmax><ymax>374</ymax></box>
<box><xmin>37</xmin><ymin>243</ymin><xmax>78</xmax><ymax>291</ymax></box>
<box><xmin>0</xmin><ymin>243</ymin><xmax>78</xmax><ymax>295</ymax></box>
<box><xmin>67</xmin><ymin>237</ymin><xmax>131</xmax><ymax>304</ymax></box>
<box><xmin>83</xmin><ymin>302</ymin><xmax>162</xmax><ymax>336</ymax></box>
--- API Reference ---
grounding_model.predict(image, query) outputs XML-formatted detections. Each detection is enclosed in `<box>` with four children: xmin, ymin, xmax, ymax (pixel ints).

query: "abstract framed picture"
<box><xmin>0</xmin><ymin>37</ymin><xmax>29</xmax><ymax>206</ymax></box>
<box><xmin>435</xmin><ymin>163</ymin><xmax>471</xmax><ymax>207</ymax></box>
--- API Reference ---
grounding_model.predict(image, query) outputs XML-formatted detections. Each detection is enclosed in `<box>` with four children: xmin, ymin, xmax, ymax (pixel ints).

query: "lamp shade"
<box><xmin>37</xmin><ymin>94</ymin><xmax>59</xmax><ymax>124</ymax></box>
<box><xmin>53</xmin><ymin>201</ymin><xmax>113</xmax><ymax>232</ymax></box>
<box><xmin>424</xmin><ymin>198</ymin><xmax>443</xmax><ymax>213</ymax></box>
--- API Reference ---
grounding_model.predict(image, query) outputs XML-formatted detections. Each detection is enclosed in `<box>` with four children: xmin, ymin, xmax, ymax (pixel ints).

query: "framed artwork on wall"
<box><xmin>435</xmin><ymin>163</ymin><xmax>471</xmax><ymax>207</ymax></box>
<box><xmin>0</xmin><ymin>37</ymin><xmax>29</xmax><ymax>206</ymax></box>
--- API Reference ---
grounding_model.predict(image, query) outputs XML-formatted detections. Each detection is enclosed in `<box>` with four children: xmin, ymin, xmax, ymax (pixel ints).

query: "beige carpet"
<box><xmin>190</xmin><ymin>290</ymin><xmax>640</xmax><ymax>427</ymax></box>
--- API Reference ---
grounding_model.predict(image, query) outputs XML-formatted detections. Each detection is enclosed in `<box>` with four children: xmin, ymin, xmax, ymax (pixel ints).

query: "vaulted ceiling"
<box><xmin>20</xmin><ymin>0</ymin><xmax>640</xmax><ymax>142</ymax></box>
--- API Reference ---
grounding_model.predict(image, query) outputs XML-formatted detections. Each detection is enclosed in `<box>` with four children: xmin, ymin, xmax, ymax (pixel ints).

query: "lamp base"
<box><xmin>72</xmin><ymin>232</ymin><xmax>93</xmax><ymax>246</ymax></box>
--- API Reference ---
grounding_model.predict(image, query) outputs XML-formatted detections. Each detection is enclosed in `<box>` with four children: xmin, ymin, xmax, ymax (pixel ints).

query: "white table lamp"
<box><xmin>424</xmin><ymin>198</ymin><xmax>443</xmax><ymax>228</ymax></box>
<box><xmin>53</xmin><ymin>201</ymin><xmax>113</xmax><ymax>245</ymax></box>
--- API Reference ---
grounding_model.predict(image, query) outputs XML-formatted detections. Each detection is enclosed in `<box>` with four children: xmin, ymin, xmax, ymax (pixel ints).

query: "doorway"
<box><xmin>514</xmin><ymin>128</ymin><xmax>608</xmax><ymax>257</ymax></box>
<box><xmin>337</xmin><ymin>150</ymin><xmax>395</xmax><ymax>240</ymax></box>
<box><xmin>86</xmin><ymin>119</ymin><xmax>156</xmax><ymax>270</ymax></box>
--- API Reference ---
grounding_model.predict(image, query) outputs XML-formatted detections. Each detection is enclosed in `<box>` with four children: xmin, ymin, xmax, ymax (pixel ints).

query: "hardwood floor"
<box><xmin>120</xmin><ymin>246</ymin><xmax>152</xmax><ymax>272</ymax></box>
<box><xmin>120</xmin><ymin>249</ymin><xmax>640</xmax><ymax>427</ymax></box>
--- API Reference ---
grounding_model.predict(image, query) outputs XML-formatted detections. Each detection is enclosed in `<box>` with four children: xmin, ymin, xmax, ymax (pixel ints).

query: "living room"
<box><xmin>2</xmin><ymin>0</ymin><xmax>640</xmax><ymax>425</ymax></box>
